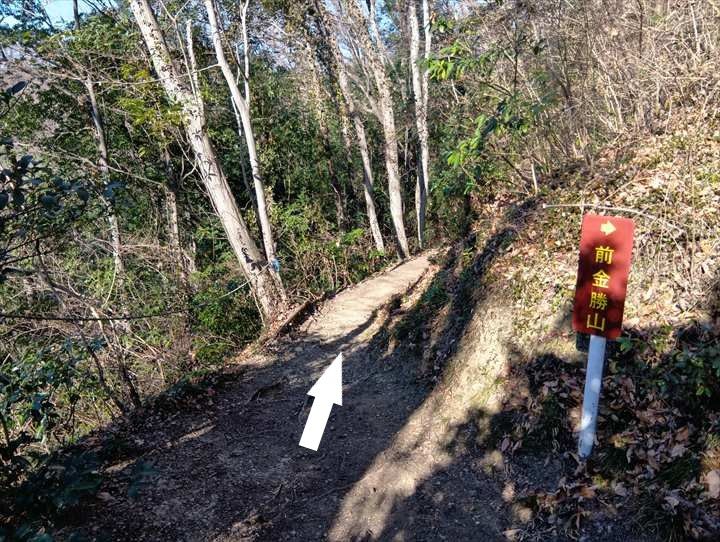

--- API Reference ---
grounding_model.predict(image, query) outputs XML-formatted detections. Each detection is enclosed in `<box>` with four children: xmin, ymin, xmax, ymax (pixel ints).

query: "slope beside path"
<box><xmin>64</xmin><ymin>253</ymin><xmax>456</xmax><ymax>541</ymax></box>
<box><xmin>61</xmin><ymin>237</ymin><xmax>657</xmax><ymax>542</ymax></box>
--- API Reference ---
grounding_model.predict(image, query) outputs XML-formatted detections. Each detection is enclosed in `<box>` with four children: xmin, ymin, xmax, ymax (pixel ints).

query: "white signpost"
<box><xmin>578</xmin><ymin>335</ymin><xmax>607</xmax><ymax>458</ymax></box>
<box><xmin>572</xmin><ymin>214</ymin><xmax>635</xmax><ymax>459</ymax></box>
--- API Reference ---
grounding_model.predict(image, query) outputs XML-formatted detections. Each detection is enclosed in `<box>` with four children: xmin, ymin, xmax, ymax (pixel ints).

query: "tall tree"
<box><xmin>127</xmin><ymin>0</ymin><xmax>285</xmax><ymax>321</ymax></box>
<box><xmin>313</xmin><ymin>0</ymin><xmax>385</xmax><ymax>252</ymax></box>
<box><xmin>408</xmin><ymin>0</ymin><xmax>425</xmax><ymax>248</ymax></box>
<box><xmin>408</xmin><ymin>0</ymin><xmax>431</xmax><ymax>248</ymax></box>
<box><xmin>341</xmin><ymin>0</ymin><xmax>410</xmax><ymax>258</ymax></box>
<box><xmin>83</xmin><ymin>76</ymin><xmax>126</xmax><ymax>282</ymax></box>
<box><xmin>421</xmin><ymin>0</ymin><xmax>432</xmax><ymax>235</ymax></box>
<box><xmin>72</xmin><ymin>0</ymin><xmax>125</xmax><ymax>284</ymax></box>
<box><xmin>203</xmin><ymin>0</ymin><xmax>285</xmax><ymax>298</ymax></box>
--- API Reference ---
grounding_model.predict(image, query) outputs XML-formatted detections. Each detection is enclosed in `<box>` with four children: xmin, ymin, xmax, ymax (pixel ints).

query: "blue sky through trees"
<box><xmin>2</xmin><ymin>1</ymin><xmax>97</xmax><ymax>28</ymax></box>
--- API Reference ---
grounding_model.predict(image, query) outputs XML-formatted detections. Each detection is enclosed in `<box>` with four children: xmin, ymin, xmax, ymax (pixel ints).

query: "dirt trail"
<box><xmin>69</xmin><ymin>243</ymin><xmax>641</xmax><ymax>542</ymax></box>
<box><xmin>299</xmin><ymin>254</ymin><xmax>433</xmax><ymax>341</ymax></box>
<box><xmin>70</xmin><ymin>252</ymin><xmax>517</xmax><ymax>542</ymax></box>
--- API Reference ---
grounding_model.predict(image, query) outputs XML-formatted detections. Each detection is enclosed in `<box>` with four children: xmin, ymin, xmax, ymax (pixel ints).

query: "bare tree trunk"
<box><xmin>354</xmin><ymin>115</ymin><xmax>385</xmax><ymax>251</ymax></box>
<box><xmin>128</xmin><ymin>0</ymin><xmax>285</xmax><ymax>321</ymax></box>
<box><xmin>238</xmin><ymin>0</ymin><xmax>251</xmax><ymax>103</ymax></box>
<box><xmin>72</xmin><ymin>0</ymin><xmax>80</xmax><ymax>30</ymax></box>
<box><xmin>230</xmin><ymin>99</ymin><xmax>259</xmax><ymax>216</ymax></box>
<box><xmin>367</xmin><ymin>0</ymin><xmax>386</xmax><ymax>63</ymax></box>
<box><xmin>421</xmin><ymin>0</ymin><xmax>431</xmax><ymax>196</ymax></box>
<box><xmin>86</xmin><ymin>78</ymin><xmax>133</xmax><ymax>397</ymax></box>
<box><xmin>299</xmin><ymin>36</ymin><xmax>347</xmax><ymax>233</ymax></box>
<box><xmin>165</xmin><ymin>184</ymin><xmax>184</xmax><ymax>278</ymax></box>
<box><xmin>341</xmin><ymin>0</ymin><xmax>409</xmax><ymax>258</ymax></box>
<box><xmin>162</xmin><ymin>146</ymin><xmax>196</xmax><ymax>368</ymax></box>
<box><xmin>338</xmin><ymin>105</ymin><xmax>356</xmax><ymax>217</ymax></box>
<box><xmin>162</xmin><ymin>146</ymin><xmax>189</xmax><ymax>285</ymax></box>
<box><xmin>226</xmin><ymin>11</ymin><xmax>260</xmax><ymax>225</ymax></box>
<box><xmin>203</xmin><ymin>0</ymin><xmax>285</xmax><ymax>299</ymax></box>
<box><xmin>315</xmin><ymin>0</ymin><xmax>385</xmax><ymax>252</ymax></box>
<box><xmin>73</xmin><ymin>0</ymin><xmax>141</xmax><ymax>407</ymax></box>
<box><xmin>409</xmin><ymin>0</ymin><xmax>427</xmax><ymax>248</ymax></box>
<box><xmin>84</xmin><ymin>76</ymin><xmax>125</xmax><ymax>284</ymax></box>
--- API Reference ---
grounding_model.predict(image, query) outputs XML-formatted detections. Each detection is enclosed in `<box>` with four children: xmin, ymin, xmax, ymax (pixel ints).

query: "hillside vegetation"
<box><xmin>1</xmin><ymin>0</ymin><xmax>719</xmax><ymax>540</ymax></box>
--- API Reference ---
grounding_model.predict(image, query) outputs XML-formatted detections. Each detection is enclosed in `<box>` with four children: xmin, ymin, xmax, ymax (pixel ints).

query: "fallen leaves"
<box><xmin>496</xmin><ymin>328</ymin><xmax>720</xmax><ymax>539</ymax></box>
<box><xmin>704</xmin><ymin>470</ymin><xmax>720</xmax><ymax>499</ymax></box>
<box><xmin>664</xmin><ymin>492</ymin><xmax>681</xmax><ymax>510</ymax></box>
<box><xmin>670</xmin><ymin>443</ymin><xmax>686</xmax><ymax>458</ymax></box>
<box><xmin>611</xmin><ymin>481</ymin><xmax>627</xmax><ymax>497</ymax></box>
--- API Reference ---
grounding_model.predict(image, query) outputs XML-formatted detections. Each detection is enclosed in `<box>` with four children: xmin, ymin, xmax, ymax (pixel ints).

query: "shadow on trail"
<box><xmin>312</xmin><ymin>200</ymin><xmax>540</xmax><ymax>542</ymax></box>
<box><xmin>50</xmin><ymin>300</ymin><xmax>417</xmax><ymax>541</ymax></box>
<box><xmin>42</xmin><ymin>198</ymin><xmax>540</xmax><ymax>542</ymax></box>
<box><xmin>313</xmin><ymin>211</ymin><xmax>720</xmax><ymax>541</ymax></box>
<box><xmin>40</xmin><ymin>195</ymin><xmax>718</xmax><ymax>542</ymax></box>
<box><xmin>233</xmin><ymin>200</ymin><xmax>535</xmax><ymax>540</ymax></box>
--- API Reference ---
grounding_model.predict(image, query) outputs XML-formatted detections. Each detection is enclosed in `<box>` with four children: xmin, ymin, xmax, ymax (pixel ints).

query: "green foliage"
<box><xmin>188</xmin><ymin>256</ymin><xmax>263</xmax><ymax>366</ymax></box>
<box><xmin>446</xmin><ymin>95</ymin><xmax>538</xmax><ymax>168</ymax></box>
<box><xmin>0</xmin><ymin>131</ymin><xmax>105</xmax><ymax>512</ymax></box>
<box><xmin>0</xmin><ymin>138</ymin><xmax>94</xmax><ymax>281</ymax></box>
<box><xmin>674</xmin><ymin>341</ymin><xmax>720</xmax><ymax>399</ymax></box>
<box><xmin>428</xmin><ymin>27</ymin><xmax>555</xmax><ymax>237</ymax></box>
<box><xmin>428</xmin><ymin>41</ymin><xmax>501</xmax><ymax>82</ymax></box>
<box><xmin>191</xmin><ymin>279</ymin><xmax>260</xmax><ymax>339</ymax></box>
<box><xmin>1</xmin><ymin>452</ymin><xmax>101</xmax><ymax>541</ymax></box>
<box><xmin>0</xmin><ymin>81</ymin><xmax>27</xmax><ymax>117</ymax></box>
<box><xmin>276</xmin><ymin>199</ymin><xmax>390</xmax><ymax>295</ymax></box>
<box><xmin>425</xmin><ymin>17</ymin><xmax>557</xmax><ymax>236</ymax></box>
<box><xmin>616</xmin><ymin>327</ymin><xmax>720</xmax><ymax>407</ymax></box>
<box><xmin>0</xmin><ymin>337</ymin><xmax>99</xmax><ymax>490</ymax></box>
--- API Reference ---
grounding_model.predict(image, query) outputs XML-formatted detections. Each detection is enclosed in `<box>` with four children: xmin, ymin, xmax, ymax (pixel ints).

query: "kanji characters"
<box><xmin>592</xmin><ymin>269</ymin><xmax>610</xmax><ymax>289</ymax></box>
<box><xmin>594</xmin><ymin>246</ymin><xmax>614</xmax><ymax>264</ymax></box>
<box><xmin>573</xmin><ymin>214</ymin><xmax>635</xmax><ymax>340</ymax></box>
<box><xmin>589</xmin><ymin>291</ymin><xmax>608</xmax><ymax>310</ymax></box>
<box><xmin>587</xmin><ymin>312</ymin><xmax>606</xmax><ymax>332</ymax></box>
<box><xmin>586</xmin><ymin>242</ymin><xmax>612</xmax><ymax>335</ymax></box>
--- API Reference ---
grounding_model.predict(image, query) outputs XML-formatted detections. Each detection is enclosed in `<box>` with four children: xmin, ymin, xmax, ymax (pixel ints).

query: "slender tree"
<box><xmin>421</xmin><ymin>0</ymin><xmax>432</xmax><ymax>235</ymax></box>
<box><xmin>341</xmin><ymin>0</ymin><xmax>410</xmax><ymax>258</ymax></box>
<box><xmin>408</xmin><ymin>0</ymin><xmax>427</xmax><ymax>248</ymax></box>
<box><xmin>314</xmin><ymin>0</ymin><xmax>385</xmax><ymax>252</ymax></box>
<box><xmin>73</xmin><ymin>0</ymin><xmax>125</xmax><ymax>283</ymax></box>
<box><xmin>127</xmin><ymin>0</ymin><xmax>285</xmax><ymax>321</ymax></box>
<box><xmin>408</xmin><ymin>0</ymin><xmax>432</xmax><ymax>247</ymax></box>
<box><xmin>83</xmin><ymin>76</ymin><xmax>126</xmax><ymax>282</ymax></box>
<box><xmin>203</xmin><ymin>0</ymin><xmax>285</xmax><ymax>298</ymax></box>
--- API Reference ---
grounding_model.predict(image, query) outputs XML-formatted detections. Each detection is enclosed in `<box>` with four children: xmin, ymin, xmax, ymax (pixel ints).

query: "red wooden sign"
<box><xmin>572</xmin><ymin>214</ymin><xmax>635</xmax><ymax>339</ymax></box>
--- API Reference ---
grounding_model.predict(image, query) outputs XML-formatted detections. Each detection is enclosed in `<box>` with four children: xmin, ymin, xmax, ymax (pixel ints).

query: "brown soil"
<box><xmin>58</xmin><ymin>249</ymin><xmax>661</xmax><ymax>542</ymax></box>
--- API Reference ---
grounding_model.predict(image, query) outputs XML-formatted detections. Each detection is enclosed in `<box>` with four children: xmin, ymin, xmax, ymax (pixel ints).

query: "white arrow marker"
<box><xmin>600</xmin><ymin>221</ymin><xmax>616</xmax><ymax>235</ymax></box>
<box><xmin>299</xmin><ymin>353</ymin><xmax>343</xmax><ymax>451</ymax></box>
